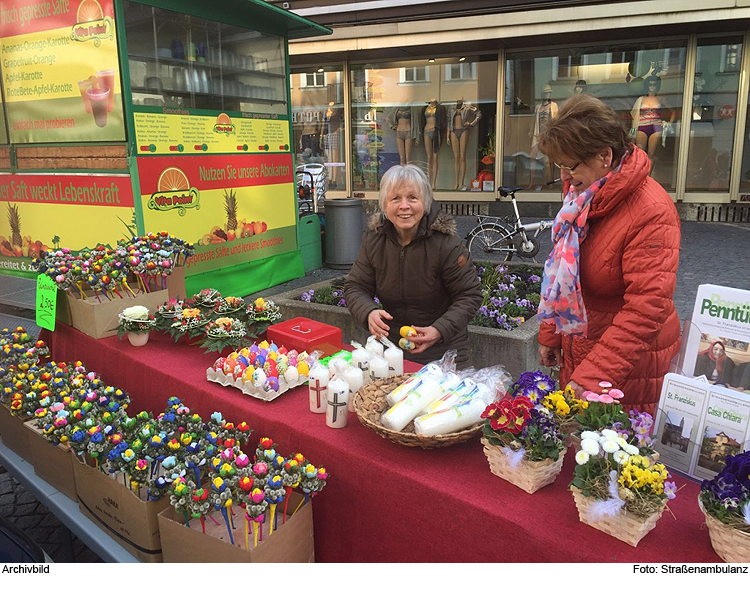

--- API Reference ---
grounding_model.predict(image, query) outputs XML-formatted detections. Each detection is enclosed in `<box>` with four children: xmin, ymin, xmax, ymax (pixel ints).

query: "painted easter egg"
<box><xmin>283</xmin><ymin>366</ymin><xmax>299</xmax><ymax>384</ymax></box>
<box><xmin>399</xmin><ymin>338</ymin><xmax>415</xmax><ymax>351</ymax></box>
<box><xmin>263</xmin><ymin>377</ymin><xmax>280</xmax><ymax>392</ymax></box>
<box><xmin>400</xmin><ymin>326</ymin><xmax>417</xmax><ymax>338</ymax></box>
<box><xmin>296</xmin><ymin>360</ymin><xmax>309</xmax><ymax>377</ymax></box>
<box><xmin>251</xmin><ymin>368</ymin><xmax>267</xmax><ymax>388</ymax></box>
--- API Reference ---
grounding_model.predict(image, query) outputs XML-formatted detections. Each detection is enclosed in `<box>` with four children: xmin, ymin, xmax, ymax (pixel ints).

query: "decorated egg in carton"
<box><xmin>206</xmin><ymin>340</ymin><xmax>309</xmax><ymax>401</ymax></box>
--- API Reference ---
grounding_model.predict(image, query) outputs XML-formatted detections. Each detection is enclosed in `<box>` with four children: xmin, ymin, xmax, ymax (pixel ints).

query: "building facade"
<box><xmin>277</xmin><ymin>0</ymin><xmax>750</xmax><ymax>220</ymax></box>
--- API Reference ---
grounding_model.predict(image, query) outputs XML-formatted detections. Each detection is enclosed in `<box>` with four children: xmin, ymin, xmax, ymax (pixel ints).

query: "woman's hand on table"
<box><xmin>368</xmin><ymin>309</ymin><xmax>393</xmax><ymax>337</ymax></box>
<box><xmin>408</xmin><ymin>326</ymin><xmax>442</xmax><ymax>354</ymax></box>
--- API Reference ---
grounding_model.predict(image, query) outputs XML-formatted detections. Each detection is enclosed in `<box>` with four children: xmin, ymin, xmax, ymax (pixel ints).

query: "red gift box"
<box><xmin>267</xmin><ymin>317</ymin><xmax>343</xmax><ymax>356</ymax></box>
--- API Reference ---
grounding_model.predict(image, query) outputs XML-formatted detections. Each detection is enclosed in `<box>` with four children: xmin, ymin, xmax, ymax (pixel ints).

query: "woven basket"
<box><xmin>571</xmin><ymin>486</ymin><xmax>666</xmax><ymax>547</ymax></box>
<box><xmin>352</xmin><ymin>374</ymin><xmax>482</xmax><ymax>449</ymax></box>
<box><xmin>699</xmin><ymin>498</ymin><xmax>750</xmax><ymax>563</ymax></box>
<box><xmin>481</xmin><ymin>438</ymin><xmax>566</xmax><ymax>494</ymax></box>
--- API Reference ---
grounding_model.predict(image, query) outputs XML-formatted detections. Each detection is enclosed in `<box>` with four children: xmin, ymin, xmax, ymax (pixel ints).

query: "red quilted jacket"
<box><xmin>538</xmin><ymin>146</ymin><xmax>681</xmax><ymax>411</ymax></box>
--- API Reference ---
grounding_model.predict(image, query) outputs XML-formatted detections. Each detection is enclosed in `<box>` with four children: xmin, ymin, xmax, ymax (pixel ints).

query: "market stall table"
<box><xmin>42</xmin><ymin>323</ymin><xmax>720</xmax><ymax>563</ymax></box>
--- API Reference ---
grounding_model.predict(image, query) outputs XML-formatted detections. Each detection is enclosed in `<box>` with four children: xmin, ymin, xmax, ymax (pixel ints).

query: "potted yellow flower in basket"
<box><xmin>570</xmin><ymin>428</ymin><xmax>677</xmax><ymax>547</ymax></box>
<box><xmin>699</xmin><ymin>450</ymin><xmax>750</xmax><ymax>562</ymax></box>
<box><xmin>481</xmin><ymin>394</ymin><xmax>566</xmax><ymax>494</ymax></box>
<box><xmin>118</xmin><ymin>305</ymin><xmax>156</xmax><ymax>347</ymax></box>
<box><xmin>541</xmin><ymin>384</ymin><xmax>588</xmax><ymax>444</ymax></box>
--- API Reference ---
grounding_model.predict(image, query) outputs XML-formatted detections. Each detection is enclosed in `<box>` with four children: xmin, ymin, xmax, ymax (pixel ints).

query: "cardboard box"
<box><xmin>0</xmin><ymin>405</ymin><xmax>33</xmax><ymax>463</ymax></box>
<box><xmin>73</xmin><ymin>456</ymin><xmax>168</xmax><ymax>562</ymax></box>
<box><xmin>166</xmin><ymin>265</ymin><xmax>187</xmax><ymax>300</ymax></box>
<box><xmin>158</xmin><ymin>492</ymin><xmax>314</xmax><ymax>563</ymax></box>
<box><xmin>267</xmin><ymin>317</ymin><xmax>343</xmax><ymax>356</ymax></box>
<box><xmin>59</xmin><ymin>283</ymin><xmax>169</xmax><ymax>340</ymax></box>
<box><xmin>25</xmin><ymin>422</ymin><xmax>77</xmax><ymax>501</ymax></box>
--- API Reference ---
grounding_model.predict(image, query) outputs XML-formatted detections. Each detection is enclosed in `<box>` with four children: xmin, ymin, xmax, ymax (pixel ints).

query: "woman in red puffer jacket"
<box><xmin>535</xmin><ymin>94</ymin><xmax>681</xmax><ymax>414</ymax></box>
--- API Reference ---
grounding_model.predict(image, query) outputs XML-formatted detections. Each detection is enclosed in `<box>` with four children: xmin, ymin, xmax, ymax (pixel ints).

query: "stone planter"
<box><xmin>271</xmin><ymin>279</ymin><xmax>542</xmax><ymax>379</ymax></box>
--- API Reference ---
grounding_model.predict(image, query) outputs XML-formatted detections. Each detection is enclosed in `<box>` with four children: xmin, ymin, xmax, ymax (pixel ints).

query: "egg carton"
<box><xmin>206</xmin><ymin>367</ymin><xmax>308</xmax><ymax>402</ymax></box>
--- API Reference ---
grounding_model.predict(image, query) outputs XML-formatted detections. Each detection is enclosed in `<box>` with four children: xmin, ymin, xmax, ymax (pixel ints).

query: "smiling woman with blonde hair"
<box><xmin>536</xmin><ymin>94</ymin><xmax>681</xmax><ymax>414</ymax></box>
<box><xmin>344</xmin><ymin>164</ymin><xmax>481</xmax><ymax>366</ymax></box>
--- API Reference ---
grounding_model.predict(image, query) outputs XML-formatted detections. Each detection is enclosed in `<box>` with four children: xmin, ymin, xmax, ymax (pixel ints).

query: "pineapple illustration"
<box><xmin>8</xmin><ymin>204</ymin><xmax>22</xmax><ymax>255</ymax></box>
<box><xmin>223</xmin><ymin>188</ymin><xmax>238</xmax><ymax>240</ymax></box>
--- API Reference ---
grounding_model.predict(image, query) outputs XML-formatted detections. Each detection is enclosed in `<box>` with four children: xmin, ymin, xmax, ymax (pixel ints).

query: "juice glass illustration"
<box><xmin>97</xmin><ymin>69</ymin><xmax>116</xmax><ymax>112</ymax></box>
<box><xmin>87</xmin><ymin>88</ymin><xmax>111</xmax><ymax>127</ymax></box>
<box><xmin>78</xmin><ymin>79</ymin><xmax>93</xmax><ymax>113</ymax></box>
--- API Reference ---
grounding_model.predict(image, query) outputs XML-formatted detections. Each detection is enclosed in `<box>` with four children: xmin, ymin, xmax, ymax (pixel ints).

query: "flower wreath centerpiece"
<box><xmin>201</xmin><ymin>317</ymin><xmax>248</xmax><ymax>354</ymax></box>
<box><xmin>699</xmin><ymin>450</ymin><xmax>750</xmax><ymax>562</ymax></box>
<box><xmin>480</xmin><ymin>394</ymin><xmax>566</xmax><ymax>494</ymax></box>
<box><xmin>168</xmin><ymin>306</ymin><xmax>210</xmax><ymax>342</ymax></box>
<box><xmin>245</xmin><ymin>297</ymin><xmax>282</xmax><ymax>339</ymax></box>
<box><xmin>570</xmin><ymin>427</ymin><xmax>676</xmax><ymax>547</ymax></box>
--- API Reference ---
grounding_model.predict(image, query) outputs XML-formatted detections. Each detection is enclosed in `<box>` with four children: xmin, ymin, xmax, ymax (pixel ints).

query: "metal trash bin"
<box><xmin>323</xmin><ymin>198</ymin><xmax>363</xmax><ymax>269</ymax></box>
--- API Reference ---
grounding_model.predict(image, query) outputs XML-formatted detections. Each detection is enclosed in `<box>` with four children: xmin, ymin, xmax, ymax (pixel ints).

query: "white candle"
<box><xmin>423</xmin><ymin>378</ymin><xmax>478</xmax><ymax>416</ymax></box>
<box><xmin>343</xmin><ymin>366</ymin><xmax>364</xmax><ymax>412</ymax></box>
<box><xmin>350</xmin><ymin>347</ymin><xmax>371</xmax><ymax>385</ymax></box>
<box><xmin>308</xmin><ymin>364</ymin><xmax>329</xmax><ymax>414</ymax></box>
<box><xmin>380</xmin><ymin>377</ymin><xmax>443</xmax><ymax>432</ymax></box>
<box><xmin>383</xmin><ymin>345</ymin><xmax>404</xmax><ymax>376</ymax></box>
<box><xmin>365</xmin><ymin>335</ymin><xmax>385</xmax><ymax>358</ymax></box>
<box><xmin>326</xmin><ymin>375</ymin><xmax>349</xmax><ymax>428</ymax></box>
<box><xmin>413</xmin><ymin>397</ymin><xmax>486</xmax><ymax>437</ymax></box>
<box><xmin>385</xmin><ymin>364</ymin><xmax>439</xmax><ymax>406</ymax></box>
<box><xmin>369</xmin><ymin>354</ymin><xmax>389</xmax><ymax>380</ymax></box>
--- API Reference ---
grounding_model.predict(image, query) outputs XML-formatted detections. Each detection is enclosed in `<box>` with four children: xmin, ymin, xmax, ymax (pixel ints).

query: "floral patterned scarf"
<box><xmin>537</xmin><ymin>154</ymin><xmax>627</xmax><ymax>335</ymax></box>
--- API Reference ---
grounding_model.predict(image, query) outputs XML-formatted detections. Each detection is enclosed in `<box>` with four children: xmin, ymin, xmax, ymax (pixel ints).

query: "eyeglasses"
<box><xmin>554</xmin><ymin>161</ymin><xmax>582</xmax><ymax>172</ymax></box>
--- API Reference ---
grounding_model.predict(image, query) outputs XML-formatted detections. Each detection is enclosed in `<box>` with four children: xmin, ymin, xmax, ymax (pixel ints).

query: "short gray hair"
<box><xmin>378</xmin><ymin>164</ymin><xmax>433</xmax><ymax>213</ymax></box>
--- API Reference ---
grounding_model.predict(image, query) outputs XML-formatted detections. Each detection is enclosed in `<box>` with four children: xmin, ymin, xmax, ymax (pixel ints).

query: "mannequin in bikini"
<box><xmin>421</xmin><ymin>98</ymin><xmax>447</xmax><ymax>189</ymax></box>
<box><xmin>386</xmin><ymin>104</ymin><xmax>421</xmax><ymax>166</ymax></box>
<box><xmin>530</xmin><ymin>84</ymin><xmax>558</xmax><ymax>185</ymax></box>
<box><xmin>630</xmin><ymin>76</ymin><xmax>675</xmax><ymax>162</ymax></box>
<box><xmin>447</xmin><ymin>97</ymin><xmax>482</xmax><ymax>190</ymax></box>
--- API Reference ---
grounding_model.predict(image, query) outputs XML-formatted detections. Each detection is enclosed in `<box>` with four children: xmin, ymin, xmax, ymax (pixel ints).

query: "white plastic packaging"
<box><xmin>422</xmin><ymin>378</ymin><xmax>478</xmax><ymax>416</ymax></box>
<box><xmin>380</xmin><ymin>377</ymin><xmax>443</xmax><ymax>432</ymax></box>
<box><xmin>369</xmin><ymin>354</ymin><xmax>389</xmax><ymax>380</ymax></box>
<box><xmin>385</xmin><ymin>364</ymin><xmax>442</xmax><ymax>406</ymax></box>
<box><xmin>365</xmin><ymin>335</ymin><xmax>385</xmax><ymax>358</ymax></box>
<box><xmin>413</xmin><ymin>397</ymin><xmax>487</xmax><ymax>436</ymax></box>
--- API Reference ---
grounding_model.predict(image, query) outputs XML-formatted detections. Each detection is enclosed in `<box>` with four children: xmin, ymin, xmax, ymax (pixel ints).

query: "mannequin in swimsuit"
<box><xmin>630</xmin><ymin>76</ymin><xmax>675</xmax><ymax>161</ymax></box>
<box><xmin>386</xmin><ymin>104</ymin><xmax>420</xmax><ymax>166</ymax></box>
<box><xmin>447</xmin><ymin>97</ymin><xmax>482</xmax><ymax>190</ymax></box>
<box><xmin>421</xmin><ymin>99</ymin><xmax>447</xmax><ymax>189</ymax></box>
<box><xmin>530</xmin><ymin>84</ymin><xmax>558</xmax><ymax>185</ymax></box>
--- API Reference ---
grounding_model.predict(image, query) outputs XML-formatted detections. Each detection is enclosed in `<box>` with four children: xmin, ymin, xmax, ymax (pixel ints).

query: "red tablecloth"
<box><xmin>42</xmin><ymin>323</ymin><xmax>720</xmax><ymax>563</ymax></box>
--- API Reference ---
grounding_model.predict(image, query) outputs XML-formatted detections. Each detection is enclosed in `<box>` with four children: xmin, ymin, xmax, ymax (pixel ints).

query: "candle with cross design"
<box><xmin>307</xmin><ymin>357</ymin><xmax>329</xmax><ymax>414</ymax></box>
<box><xmin>326</xmin><ymin>374</ymin><xmax>349</xmax><ymax>428</ymax></box>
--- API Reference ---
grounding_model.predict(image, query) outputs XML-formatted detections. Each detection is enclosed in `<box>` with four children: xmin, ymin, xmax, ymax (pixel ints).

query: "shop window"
<box><xmin>350</xmin><ymin>57</ymin><xmax>497</xmax><ymax>192</ymax></box>
<box><xmin>291</xmin><ymin>65</ymin><xmax>346</xmax><ymax>191</ymax></box>
<box><xmin>504</xmin><ymin>42</ymin><xmax>686</xmax><ymax>192</ymax></box>
<box><xmin>687</xmin><ymin>37</ymin><xmax>743</xmax><ymax>192</ymax></box>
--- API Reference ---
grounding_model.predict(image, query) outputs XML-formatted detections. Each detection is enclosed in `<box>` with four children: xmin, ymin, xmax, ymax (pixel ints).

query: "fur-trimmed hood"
<box><xmin>367</xmin><ymin>207</ymin><xmax>457</xmax><ymax>238</ymax></box>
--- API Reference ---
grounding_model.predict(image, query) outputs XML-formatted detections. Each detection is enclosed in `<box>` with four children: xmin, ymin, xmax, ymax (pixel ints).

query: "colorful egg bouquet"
<box><xmin>31</xmin><ymin>232</ymin><xmax>194</xmax><ymax>301</ymax></box>
<box><xmin>206</xmin><ymin>340</ymin><xmax>311</xmax><ymax>402</ymax></box>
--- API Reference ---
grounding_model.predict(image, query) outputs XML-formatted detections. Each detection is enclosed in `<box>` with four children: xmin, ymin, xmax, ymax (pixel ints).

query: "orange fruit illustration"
<box><xmin>216</xmin><ymin>113</ymin><xmax>232</xmax><ymax>125</ymax></box>
<box><xmin>157</xmin><ymin>167</ymin><xmax>190</xmax><ymax>192</ymax></box>
<box><xmin>77</xmin><ymin>0</ymin><xmax>103</xmax><ymax>22</ymax></box>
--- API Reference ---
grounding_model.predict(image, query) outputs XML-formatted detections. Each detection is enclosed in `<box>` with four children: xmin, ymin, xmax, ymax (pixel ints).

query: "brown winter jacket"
<box><xmin>538</xmin><ymin>146</ymin><xmax>681</xmax><ymax>411</ymax></box>
<box><xmin>344</xmin><ymin>207</ymin><xmax>482</xmax><ymax>366</ymax></box>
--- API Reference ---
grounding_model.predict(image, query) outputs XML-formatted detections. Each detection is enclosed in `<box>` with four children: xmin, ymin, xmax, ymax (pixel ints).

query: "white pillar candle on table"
<box><xmin>343</xmin><ymin>366</ymin><xmax>364</xmax><ymax>412</ymax></box>
<box><xmin>365</xmin><ymin>335</ymin><xmax>385</xmax><ymax>358</ymax></box>
<box><xmin>350</xmin><ymin>347</ymin><xmax>371</xmax><ymax>385</ymax></box>
<box><xmin>308</xmin><ymin>364</ymin><xmax>329</xmax><ymax>414</ymax></box>
<box><xmin>423</xmin><ymin>378</ymin><xmax>477</xmax><ymax>416</ymax></box>
<box><xmin>369</xmin><ymin>354</ymin><xmax>389</xmax><ymax>380</ymax></box>
<box><xmin>380</xmin><ymin>377</ymin><xmax>443</xmax><ymax>432</ymax></box>
<box><xmin>413</xmin><ymin>397</ymin><xmax>487</xmax><ymax>437</ymax></box>
<box><xmin>385</xmin><ymin>364</ymin><xmax>441</xmax><ymax>406</ymax></box>
<box><xmin>326</xmin><ymin>375</ymin><xmax>349</xmax><ymax>428</ymax></box>
<box><xmin>383</xmin><ymin>345</ymin><xmax>404</xmax><ymax>376</ymax></box>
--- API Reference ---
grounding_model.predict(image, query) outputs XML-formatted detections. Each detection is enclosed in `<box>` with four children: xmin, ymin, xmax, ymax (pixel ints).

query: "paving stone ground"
<box><xmin>0</xmin><ymin>217</ymin><xmax>747</xmax><ymax>562</ymax></box>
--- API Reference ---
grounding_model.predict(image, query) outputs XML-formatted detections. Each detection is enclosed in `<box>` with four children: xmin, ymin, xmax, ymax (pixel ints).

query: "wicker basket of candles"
<box><xmin>352</xmin><ymin>374</ymin><xmax>483</xmax><ymax>449</ymax></box>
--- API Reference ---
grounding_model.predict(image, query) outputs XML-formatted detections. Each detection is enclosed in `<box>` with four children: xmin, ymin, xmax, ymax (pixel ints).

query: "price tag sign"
<box><xmin>36</xmin><ymin>274</ymin><xmax>57</xmax><ymax>331</ymax></box>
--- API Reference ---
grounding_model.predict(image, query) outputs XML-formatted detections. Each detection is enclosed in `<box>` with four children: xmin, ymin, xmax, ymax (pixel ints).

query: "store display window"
<box><xmin>348</xmin><ymin>56</ymin><xmax>497</xmax><ymax>192</ymax></box>
<box><xmin>504</xmin><ymin>42</ymin><xmax>686</xmax><ymax>192</ymax></box>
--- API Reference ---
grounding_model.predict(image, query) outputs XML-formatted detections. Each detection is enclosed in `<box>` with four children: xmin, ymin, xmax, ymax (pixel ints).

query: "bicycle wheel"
<box><xmin>466</xmin><ymin>224</ymin><xmax>515</xmax><ymax>264</ymax></box>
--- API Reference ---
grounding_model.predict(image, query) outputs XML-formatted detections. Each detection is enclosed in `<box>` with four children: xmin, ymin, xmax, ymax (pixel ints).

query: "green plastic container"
<box><xmin>298</xmin><ymin>214</ymin><xmax>322</xmax><ymax>272</ymax></box>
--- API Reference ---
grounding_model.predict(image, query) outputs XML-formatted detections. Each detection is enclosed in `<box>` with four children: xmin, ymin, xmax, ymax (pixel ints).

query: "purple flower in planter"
<box><xmin>529</xmin><ymin>274</ymin><xmax>541</xmax><ymax>283</ymax></box>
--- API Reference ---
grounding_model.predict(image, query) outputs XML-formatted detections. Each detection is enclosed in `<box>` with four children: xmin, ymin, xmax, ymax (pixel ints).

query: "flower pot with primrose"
<box><xmin>480</xmin><ymin>395</ymin><xmax>566</xmax><ymax>494</ymax></box>
<box><xmin>570</xmin><ymin>428</ymin><xmax>676</xmax><ymax>547</ymax></box>
<box><xmin>117</xmin><ymin>305</ymin><xmax>156</xmax><ymax>347</ymax></box>
<box><xmin>698</xmin><ymin>450</ymin><xmax>750</xmax><ymax>563</ymax></box>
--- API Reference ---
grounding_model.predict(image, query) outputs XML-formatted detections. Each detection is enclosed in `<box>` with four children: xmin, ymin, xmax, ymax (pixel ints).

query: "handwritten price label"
<box><xmin>36</xmin><ymin>274</ymin><xmax>57</xmax><ymax>331</ymax></box>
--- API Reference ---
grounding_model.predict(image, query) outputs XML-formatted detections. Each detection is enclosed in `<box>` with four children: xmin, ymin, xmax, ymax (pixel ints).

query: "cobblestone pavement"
<box><xmin>0</xmin><ymin>217</ymin><xmax>748</xmax><ymax>562</ymax></box>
